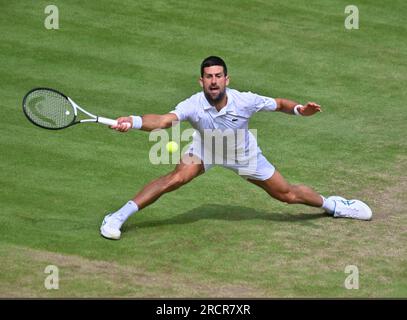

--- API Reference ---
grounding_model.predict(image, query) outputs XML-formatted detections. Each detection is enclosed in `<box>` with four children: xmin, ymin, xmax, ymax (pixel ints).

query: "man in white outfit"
<box><xmin>101</xmin><ymin>56</ymin><xmax>372</xmax><ymax>240</ymax></box>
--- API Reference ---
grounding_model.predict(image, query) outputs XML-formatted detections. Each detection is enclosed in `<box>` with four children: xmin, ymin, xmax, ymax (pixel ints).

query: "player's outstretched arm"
<box><xmin>275</xmin><ymin>98</ymin><xmax>322</xmax><ymax>116</ymax></box>
<box><xmin>111</xmin><ymin>113</ymin><xmax>179</xmax><ymax>132</ymax></box>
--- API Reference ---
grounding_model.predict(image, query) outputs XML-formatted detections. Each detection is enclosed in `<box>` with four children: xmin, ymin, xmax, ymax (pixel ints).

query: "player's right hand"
<box><xmin>111</xmin><ymin>116</ymin><xmax>133</xmax><ymax>132</ymax></box>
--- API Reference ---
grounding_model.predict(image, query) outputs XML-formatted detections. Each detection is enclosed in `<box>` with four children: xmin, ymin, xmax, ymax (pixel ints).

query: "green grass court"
<box><xmin>0</xmin><ymin>0</ymin><xmax>406</xmax><ymax>297</ymax></box>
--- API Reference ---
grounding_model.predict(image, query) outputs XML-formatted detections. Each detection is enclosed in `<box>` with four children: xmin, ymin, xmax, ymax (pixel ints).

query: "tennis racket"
<box><xmin>22</xmin><ymin>88</ymin><xmax>126</xmax><ymax>130</ymax></box>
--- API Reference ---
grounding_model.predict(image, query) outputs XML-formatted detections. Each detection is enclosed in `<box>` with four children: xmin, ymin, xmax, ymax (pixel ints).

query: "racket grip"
<box><xmin>97</xmin><ymin>117</ymin><xmax>118</xmax><ymax>126</ymax></box>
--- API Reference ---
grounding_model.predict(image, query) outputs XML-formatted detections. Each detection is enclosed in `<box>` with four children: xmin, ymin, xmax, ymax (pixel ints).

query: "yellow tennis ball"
<box><xmin>166</xmin><ymin>141</ymin><xmax>179</xmax><ymax>153</ymax></box>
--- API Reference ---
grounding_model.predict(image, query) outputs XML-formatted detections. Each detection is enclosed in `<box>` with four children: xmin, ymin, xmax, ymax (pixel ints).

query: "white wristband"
<box><xmin>293</xmin><ymin>105</ymin><xmax>303</xmax><ymax>116</ymax></box>
<box><xmin>131</xmin><ymin>116</ymin><xmax>143</xmax><ymax>129</ymax></box>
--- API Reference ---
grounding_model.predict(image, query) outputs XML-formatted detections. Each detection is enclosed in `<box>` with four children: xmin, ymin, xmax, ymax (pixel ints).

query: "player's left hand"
<box><xmin>300</xmin><ymin>102</ymin><xmax>322</xmax><ymax>116</ymax></box>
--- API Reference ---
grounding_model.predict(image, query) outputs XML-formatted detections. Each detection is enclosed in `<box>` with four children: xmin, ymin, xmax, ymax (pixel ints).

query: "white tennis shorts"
<box><xmin>184</xmin><ymin>143</ymin><xmax>275</xmax><ymax>181</ymax></box>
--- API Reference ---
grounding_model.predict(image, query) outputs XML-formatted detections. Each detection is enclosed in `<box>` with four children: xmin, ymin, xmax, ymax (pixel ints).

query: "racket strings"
<box><xmin>24</xmin><ymin>90</ymin><xmax>75</xmax><ymax>129</ymax></box>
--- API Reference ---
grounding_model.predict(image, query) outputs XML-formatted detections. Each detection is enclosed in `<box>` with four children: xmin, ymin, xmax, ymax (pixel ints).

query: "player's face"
<box><xmin>200</xmin><ymin>66</ymin><xmax>229</xmax><ymax>105</ymax></box>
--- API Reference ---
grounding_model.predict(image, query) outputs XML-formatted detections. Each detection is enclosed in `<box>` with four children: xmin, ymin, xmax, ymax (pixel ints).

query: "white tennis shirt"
<box><xmin>170</xmin><ymin>88</ymin><xmax>277</xmax><ymax>163</ymax></box>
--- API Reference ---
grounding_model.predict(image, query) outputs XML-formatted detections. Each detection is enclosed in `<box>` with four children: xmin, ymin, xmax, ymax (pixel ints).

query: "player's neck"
<box><xmin>204</xmin><ymin>89</ymin><xmax>228</xmax><ymax>111</ymax></box>
<box><xmin>212</xmin><ymin>94</ymin><xmax>228</xmax><ymax>112</ymax></box>
<box><xmin>214</xmin><ymin>95</ymin><xmax>228</xmax><ymax>112</ymax></box>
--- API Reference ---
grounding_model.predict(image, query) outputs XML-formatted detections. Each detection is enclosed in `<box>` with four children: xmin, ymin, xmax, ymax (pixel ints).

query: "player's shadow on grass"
<box><xmin>131</xmin><ymin>204</ymin><xmax>328</xmax><ymax>230</ymax></box>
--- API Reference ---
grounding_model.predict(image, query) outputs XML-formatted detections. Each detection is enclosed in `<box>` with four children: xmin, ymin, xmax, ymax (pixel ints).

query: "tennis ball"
<box><xmin>166</xmin><ymin>141</ymin><xmax>179</xmax><ymax>153</ymax></box>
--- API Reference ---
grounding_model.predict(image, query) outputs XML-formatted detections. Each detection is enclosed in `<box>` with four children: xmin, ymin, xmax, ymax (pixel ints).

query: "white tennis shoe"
<box><xmin>323</xmin><ymin>196</ymin><xmax>346</xmax><ymax>214</ymax></box>
<box><xmin>333</xmin><ymin>199</ymin><xmax>372</xmax><ymax>220</ymax></box>
<box><xmin>100</xmin><ymin>213</ymin><xmax>122</xmax><ymax>240</ymax></box>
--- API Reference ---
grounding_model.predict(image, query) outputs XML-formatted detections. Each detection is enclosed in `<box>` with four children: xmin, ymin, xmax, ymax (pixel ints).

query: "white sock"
<box><xmin>321</xmin><ymin>196</ymin><xmax>335</xmax><ymax>214</ymax></box>
<box><xmin>113</xmin><ymin>200</ymin><xmax>139</xmax><ymax>223</ymax></box>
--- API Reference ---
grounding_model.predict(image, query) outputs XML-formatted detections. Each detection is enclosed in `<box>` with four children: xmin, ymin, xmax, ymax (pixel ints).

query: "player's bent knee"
<box><xmin>274</xmin><ymin>191</ymin><xmax>297</xmax><ymax>204</ymax></box>
<box><xmin>168</xmin><ymin>172</ymin><xmax>190</xmax><ymax>190</ymax></box>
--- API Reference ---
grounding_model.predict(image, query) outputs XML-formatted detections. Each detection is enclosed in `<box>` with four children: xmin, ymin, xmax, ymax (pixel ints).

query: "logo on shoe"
<box><xmin>341</xmin><ymin>200</ymin><xmax>355</xmax><ymax>206</ymax></box>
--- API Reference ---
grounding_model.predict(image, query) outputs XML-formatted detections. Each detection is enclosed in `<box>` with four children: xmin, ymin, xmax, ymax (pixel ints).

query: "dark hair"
<box><xmin>200</xmin><ymin>56</ymin><xmax>228</xmax><ymax>77</ymax></box>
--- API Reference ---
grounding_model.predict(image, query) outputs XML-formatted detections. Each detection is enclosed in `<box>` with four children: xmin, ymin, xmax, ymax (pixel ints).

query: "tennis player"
<box><xmin>101</xmin><ymin>56</ymin><xmax>372</xmax><ymax>240</ymax></box>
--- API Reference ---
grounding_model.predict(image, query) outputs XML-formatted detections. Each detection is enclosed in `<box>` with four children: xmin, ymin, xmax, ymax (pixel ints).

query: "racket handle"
<box><xmin>97</xmin><ymin>117</ymin><xmax>118</xmax><ymax>126</ymax></box>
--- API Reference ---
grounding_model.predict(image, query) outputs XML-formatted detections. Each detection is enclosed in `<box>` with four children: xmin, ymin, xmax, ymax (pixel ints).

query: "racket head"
<box><xmin>22</xmin><ymin>88</ymin><xmax>76</xmax><ymax>130</ymax></box>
